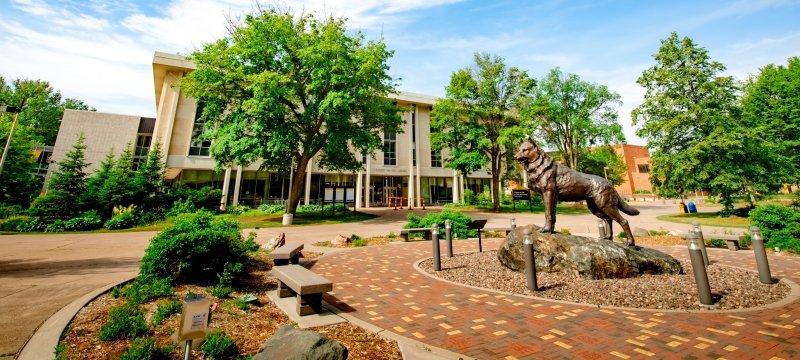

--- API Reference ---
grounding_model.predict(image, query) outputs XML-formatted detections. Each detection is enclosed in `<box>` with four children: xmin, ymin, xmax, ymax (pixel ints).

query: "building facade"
<box><xmin>611</xmin><ymin>144</ymin><xmax>652</xmax><ymax>197</ymax></box>
<box><xmin>49</xmin><ymin>52</ymin><xmax>492</xmax><ymax>208</ymax></box>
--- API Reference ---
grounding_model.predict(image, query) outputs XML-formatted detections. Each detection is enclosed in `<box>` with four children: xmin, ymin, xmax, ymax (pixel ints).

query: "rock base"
<box><xmin>497</xmin><ymin>225</ymin><xmax>683</xmax><ymax>280</ymax></box>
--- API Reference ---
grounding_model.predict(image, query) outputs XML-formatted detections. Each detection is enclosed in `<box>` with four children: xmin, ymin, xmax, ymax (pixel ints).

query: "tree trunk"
<box><xmin>285</xmin><ymin>155</ymin><xmax>310</xmax><ymax>217</ymax></box>
<box><xmin>490</xmin><ymin>149</ymin><xmax>501</xmax><ymax>212</ymax></box>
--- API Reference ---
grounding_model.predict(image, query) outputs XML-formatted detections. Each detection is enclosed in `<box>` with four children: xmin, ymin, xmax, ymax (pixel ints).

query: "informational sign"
<box><xmin>512</xmin><ymin>189</ymin><xmax>531</xmax><ymax>200</ymax></box>
<box><xmin>178</xmin><ymin>295</ymin><xmax>210</xmax><ymax>341</ymax></box>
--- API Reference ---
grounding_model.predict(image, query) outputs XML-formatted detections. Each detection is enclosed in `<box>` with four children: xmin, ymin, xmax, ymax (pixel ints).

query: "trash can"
<box><xmin>679</xmin><ymin>202</ymin><xmax>688</xmax><ymax>214</ymax></box>
<box><xmin>687</xmin><ymin>201</ymin><xmax>697</xmax><ymax>213</ymax></box>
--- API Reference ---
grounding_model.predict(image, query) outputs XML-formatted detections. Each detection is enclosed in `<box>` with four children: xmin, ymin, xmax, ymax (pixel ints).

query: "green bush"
<box><xmin>209</xmin><ymin>284</ymin><xmax>235</xmax><ymax>298</ymax></box>
<box><xmin>45</xmin><ymin>220</ymin><xmax>66</xmax><ymax>232</ymax></box>
<box><xmin>15</xmin><ymin>217</ymin><xmax>48</xmax><ymax>232</ymax></box>
<box><xmin>463</xmin><ymin>189</ymin><xmax>476</xmax><ymax>205</ymax></box>
<box><xmin>105</xmin><ymin>211</ymin><xmax>136</xmax><ymax>230</ymax></box>
<box><xmin>225</xmin><ymin>204</ymin><xmax>249</xmax><ymax>215</ymax></box>
<box><xmin>139</xmin><ymin>211</ymin><xmax>256</xmax><ymax>284</ymax></box>
<box><xmin>530</xmin><ymin>193</ymin><xmax>544</xmax><ymax>207</ymax></box>
<box><xmin>98</xmin><ymin>303</ymin><xmax>149</xmax><ymax>341</ymax></box>
<box><xmin>749</xmin><ymin>204</ymin><xmax>800</xmax><ymax>253</ymax></box>
<box><xmin>258</xmin><ymin>203</ymin><xmax>286</xmax><ymax>214</ymax></box>
<box><xmin>152</xmin><ymin>300</ymin><xmax>182</xmax><ymax>326</ymax></box>
<box><xmin>353</xmin><ymin>238</ymin><xmax>367</xmax><ymax>247</ymax></box>
<box><xmin>0</xmin><ymin>216</ymin><xmax>29</xmax><ymax>231</ymax></box>
<box><xmin>122</xmin><ymin>276</ymin><xmax>174</xmax><ymax>305</ymax></box>
<box><xmin>706</xmin><ymin>238</ymin><xmax>726</xmax><ymax>248</ymax></box>
<box><xmin>406</xmin><ymin>210</ymin><xmax>477</xmax><ymax>238</ymax></box>
<box><xmin>54</xmin><ymin>343</ymin><xmax>68</xmax><ymax>360</ymax></box>
<box><xmin>201</xmin><ymin>331</ymin><xmax>238</xmax><ymax>360</ymax></box>
<box><xmin>120</xmin><ymin>337</ymin><xmax>173</xmax><ymax>360</ymax></box>
<box><xmin>296</xmin><ymin>204</ymin><xmax>321</xmax><ymax>213</ymax></box>
<box><xmin>0</xmin><ymin>205</ymin><xmax>22</xmax><ymax>219</ymax></box>
<box><xmin>64</xmin><ymin>210</ymin><xmax>103</xmax><ymax>231</ymax></box>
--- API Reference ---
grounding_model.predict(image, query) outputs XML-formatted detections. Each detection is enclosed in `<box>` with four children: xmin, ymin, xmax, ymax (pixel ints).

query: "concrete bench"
<box><xmin>679</xmin><ymin>232</ymin><xmax>745</xmax><ymax>251</ymax></box>
<box><xmin>400</xmin><ymin>227</ymin><xmax>433</xmax><ymax>242</ymax></box>
<box><xmin>269</xmin><ymin>243</ymin><xmax>304</xmax><ymax>266</ymax></box>
<box><xmin>272</xmin><ymin>264</ymin><xmax>333</xmax><ymax>316</ymax></box>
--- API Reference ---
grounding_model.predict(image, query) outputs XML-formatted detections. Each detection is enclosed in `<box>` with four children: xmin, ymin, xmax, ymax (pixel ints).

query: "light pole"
<box><xmin>0</xmin><ymin>105</ymin><xmax>21</xmax><ymax>177</ymax></box>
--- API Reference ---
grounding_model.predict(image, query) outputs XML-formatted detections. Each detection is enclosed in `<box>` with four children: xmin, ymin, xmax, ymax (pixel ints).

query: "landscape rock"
<box><xmin>264</xmin><ymin>233</ymin><xmax>286</xmax><ymax>251</ymax></box>
<box><xmin>332</xmin><ymin>234</ymin><xmax>351</xmax><ymax>246</ymax></box>
<box><xmin>253</xmin><ymin>325</ymin><xmax>348</xmax><ymax>360</ymax></box>
<box><xmin>632</xmin><ymin>227</ymin><xmax>650</xmax><ymax>237</ymax></box>
<box><xmin>497</xmin><ymin>225</ymin><xmax>683</xmax><ymax>280</ymax></box>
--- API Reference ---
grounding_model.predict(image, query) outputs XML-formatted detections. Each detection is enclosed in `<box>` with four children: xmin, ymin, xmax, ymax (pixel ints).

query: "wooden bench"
<box><xmin>269</xmin><ymin>243</ymin><xmax>304</xmax><ymax>266</ymax></box>
<box><xmin>272</xmin><ymin>264</ymin><xmax>333</xmax><ymax>316</ymax></box>
<box><xmin>400</xmin><ymin>227</ymin><xmax>433</xmax><ymax>242</ymax></box>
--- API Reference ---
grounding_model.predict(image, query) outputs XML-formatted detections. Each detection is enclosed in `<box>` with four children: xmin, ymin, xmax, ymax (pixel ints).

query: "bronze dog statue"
<box><xmin>515</xmin><ymin>139</ymin><xmax>640</xmax><ymax>246</ymax></box>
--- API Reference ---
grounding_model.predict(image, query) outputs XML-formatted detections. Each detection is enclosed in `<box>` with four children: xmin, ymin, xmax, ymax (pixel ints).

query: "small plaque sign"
<box><xmin>512</xmin><ymin>189</ymin><xmax>531</xmax><ymax>200</ymax></box>
<box><xmin>178</xmin><ymin>295</ymin><xmax>210</xmax><ymax>341</ymax></box>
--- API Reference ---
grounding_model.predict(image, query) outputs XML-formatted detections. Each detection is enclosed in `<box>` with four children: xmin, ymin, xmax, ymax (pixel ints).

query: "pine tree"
<box><xmin>83</xmin><ymin>148</ymin><xmax>116</xmax><ymax>217</ymax></box>
<box><xmin>134</xmin><ymin>140</ymin><xmax>166</xmax><ymax>198</ymax></box>
<box><xmin>101</xmin><ymin>143</ymin><xmax>138</xmax><ymax>212</ymax></box>
<box><xmin>29</xmin><ymin>134</ymin><xmax>89</xmax><ymax>218</ymax></box>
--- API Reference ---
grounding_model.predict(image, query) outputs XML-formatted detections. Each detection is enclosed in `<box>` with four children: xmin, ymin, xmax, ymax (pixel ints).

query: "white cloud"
<box><xmin>722</xmin><ymin>32</ymin><xmax>800</xmax><ymax>79</ymax></box>
<box><xmin>12</xmin><ymin>0</ymin><xmax>109</xmax><ymax>30</ymax></box>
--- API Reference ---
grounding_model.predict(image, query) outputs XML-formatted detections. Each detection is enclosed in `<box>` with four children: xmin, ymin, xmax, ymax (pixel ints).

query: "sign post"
<box><xmin>512</xmin><ymin>190</ymin><xmax>532</xmax><ymax>212</ymax></box>
<box><xmin>178</xmin><ymin>294</ymin><xmax>211</xmax><ymax>360</ymax></box>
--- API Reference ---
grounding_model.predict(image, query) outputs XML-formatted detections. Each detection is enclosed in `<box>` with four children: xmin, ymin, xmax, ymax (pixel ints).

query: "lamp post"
<box><xmin>0</xmin><ymin>105</ymin><xmax>21</xmax><ymax>177</ymax></box>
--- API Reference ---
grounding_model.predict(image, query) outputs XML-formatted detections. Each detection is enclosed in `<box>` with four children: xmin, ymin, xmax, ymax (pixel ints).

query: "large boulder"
<box><xmin>498</xmin><ymin>225</ymin><xmax>683</xmax><ymax>280</ymax></box>
<box><xmin>253</xmin><ymin>325</ymin><xmax>348</xmax><ymax>360</ymax></box>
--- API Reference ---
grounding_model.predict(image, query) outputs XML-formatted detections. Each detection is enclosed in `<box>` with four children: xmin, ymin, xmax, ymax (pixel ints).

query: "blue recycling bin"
<box><xmin>687</xmin><ymin>201</ymin><xmax>697</xmax><ymax>213</ymax></box>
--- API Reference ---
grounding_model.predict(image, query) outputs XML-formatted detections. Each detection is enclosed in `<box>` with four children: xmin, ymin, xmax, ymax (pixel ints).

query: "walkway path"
<box><xmin>0</xmin><ymin>202</ymin><xmax>768</xmax><ymax>358</ymax></box>
<box><xmin>314</xmin><ymin>239</ymin><xmax>800</xmax><ymax>359</ymax></box>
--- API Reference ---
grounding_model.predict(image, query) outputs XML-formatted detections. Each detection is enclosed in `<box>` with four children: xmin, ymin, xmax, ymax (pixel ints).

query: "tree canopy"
<box><xmin>632</xmin><ymin>32</ymin><xmax>790</xmax><ymax>209</ymax></box>
<box><xmin>430</xmin><ymin>52</ymin><xmax>535</xmax><ymax>211</ymax></box>
<box><xmin>524</xmin><ymin>68</ymin><xmax>624</xmax><ymax>169</ymax></box>
<box><xmin>576</xmin><ymin>146</ymin><xmax>627</xmax><ymax>186</ymax></box>
<box><xmin>179</xmin><ymin>8</ymin><xmax>402</xmax><ymax>217</ymax></box>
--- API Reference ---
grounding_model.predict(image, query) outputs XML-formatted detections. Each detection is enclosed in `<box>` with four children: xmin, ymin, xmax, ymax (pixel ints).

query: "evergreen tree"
<box><xmin>134</xmin><ymin>140</ymin><xmax>166</xmax><ymax>198</ymax></box>
<box><xmin>83</xmin><ymin>148</ymin><xmax>116</xmax><ymax>217</ymax></box>
<box><xmin>29</xmin><ymin>134</ymin><xmax>89</xmax><ymax>218</ymax></box>
<box><xmin>101</xmin><ymin>144</ymin><xmax>137</xmax><ymax>213</ymax></box>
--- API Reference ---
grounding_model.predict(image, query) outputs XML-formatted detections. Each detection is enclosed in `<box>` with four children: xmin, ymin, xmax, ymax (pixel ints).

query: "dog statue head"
<box><xmin>515</xmin><ymin>138</ymin><xmax>540</xmax><ymax>165</ymax></box>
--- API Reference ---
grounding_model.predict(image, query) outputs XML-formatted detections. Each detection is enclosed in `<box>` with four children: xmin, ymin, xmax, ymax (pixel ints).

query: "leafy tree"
<box><xmin>577</xmin><ymin>146</ymin><xmax>627</xmax><ymax>186</ymax></box>
<box><xmin>29</xmin><ymin>134</ymin><xmax>89</xmax><ymax>219</ymax></box>
<box><xmin>524</xmin><ymin>68</ymin><xmax>624</xmax><ymax>169</ymax></box>
<box><xmin>83</xmin><ymin>148</ymin><xmax>116</xmax><ymax>218</ymax></box>
<box><xmin>0</xmin><ymin>77</ymin><xmax>40</xmax><ymax>206</ymax></box>
<box><xmin>631</xmin><ymin>32</ymin><xmax>789</xmax><ymax>209</ymax></box>
<box><xmin>179</xmin><ymin>8</ymin><xmax>402</xmax><ymax>220</ymax></box>
<box><xmin>430</xmin><ymin>52</ymin><xmax>535</xmax><ymax>211</ymax></box>
<box><xmin>741</xmin><ymin>57</ymin><xmax>800</xmax><ymax>183</ymax></box>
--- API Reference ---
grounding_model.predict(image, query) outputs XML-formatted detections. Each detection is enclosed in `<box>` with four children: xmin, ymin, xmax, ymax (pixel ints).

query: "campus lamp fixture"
<box><xmin>0</xmin><ymin>105</ymin><xmax>21</xmax><ymax>176</ymax></box>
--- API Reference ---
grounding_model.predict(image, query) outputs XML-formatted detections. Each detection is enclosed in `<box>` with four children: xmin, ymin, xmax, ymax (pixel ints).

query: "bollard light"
<box><xmin>523</xmin><ymin>229</ymin><xmax>538</xmax><ymax>291</ymax></box>
<box><xmin>432</xmin><ymin>224</ymin><xmax>441</xmax><ymax>271</ymax></box>
<box><xmin>692</xmin><ymin>221</ymin><xmax>709</xmax><ymax>266</ymax></box>
<box><xmin>687</xmin><ymin>232</ymin><xmax>713</xmax><ymax>305</ymax></box>
<box><xmin>445</xmin><ymin>219</ymin><xmax>453</xmax><ymax>258</ymax></box>
<box><xmin>750</xmin><ymin>227</ymin><xmax>773</xmax><ymax>284</ymax></box>
<box><xmin>511</xmin><ymin>217</ymin><xmax>516</xmax><ymax>228</ymax></box>
<box><xmin>597</xmin><ymin>220</ymin><xmax>606</xmax><ymax>241</ymax></box>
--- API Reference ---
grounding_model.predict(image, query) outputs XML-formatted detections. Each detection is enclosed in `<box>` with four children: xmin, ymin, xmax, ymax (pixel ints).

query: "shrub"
<box><xmin>120</xmin><ymin>337</ymin><xmax>173</xmax><ymax>360</ymax></box>
<box><xmin>406</xmin><ymin>210</ymin><xmax>477</xmax><ymax>239</ymax></box>
<box><xmin>258</xmin><ymin>203</ymin><xmax>286</xmax><ymax>214</ymax></box>
<box><xmin>64</xmin><ymin>210</ymin><xmax>103</xmax><ymax>231</ymax></box>
<box><xmin>45</xmin><ymin>220</ymin><xmax>66</xmax><ymax>233</ymax></box>
<box><xmin>353</xmin><ymin>238</ymin><xmax>367</xmax><ymax>247</ymax></box>
<box><xmin>201</xmin><ymin>331</ymin><xmax>238</xmax><ymax>360</ymax></box>
<box><xmin>122</xmin><ymin>276</ymin><xmax>174</xmax><ymax>305</ymax></box>
<box><xmin>54</xmin><ymin>343</ymin><xmax>68</xmax><ymax>360</ymax></box>
<box><xmin>166</xmin><ymin>198</ymin><xmax>198</xmax><ymax>217</ymax></box>
<box><xmin>139</xmin><ymin>211</ymin><xmax>256</xmax><ymax>284</ymax></box>
<box><xmin>98</xmin><ymin>303</ymin><xmax>149</xmax><ymax>341</ymax></box>
<box><xmin>152</xmin><ymin>300</ymin><xmax>183</xmax><ymax>326</ymax></box>
<box><xmin>530</xmin><ymin>193</ymin><xmax>544</xmax><ymax>207</ymax></box>
<box><xmin>706</xmin><ymin>238</ymin><xmax>726</xmax><ymax>248</ymax></box>
<box><xmin>225</xmin><ymin>204</ymin><xmax>249</xmax><ymax>215</ymax></box>
<box><xmin>210</xmin><ymin>284</ymin><xmax>234</xmax><ymax>298</ymax></box>
<box><xmin>0</xmin><ymin>205</ymin><xmax>22</xmax><ymax>219</ymax></box>
<box><xmin>296</xmin><ymin>204</ymin><xmax>321</xmax><ymax>213</ymax></box>
<box><xmin>0</xmin><ymin>217</ymin><xmax>29</xmax><ymax>231</ymax></box>
<box><xmin>749</xmin><ymin>204</ymin><xmax>800</xmax><ymax>253</ymax></box>
<box><xmin>387</xmin><ymin>232</ymin><xmax>397</xmax><ymax>239</ymax></box>
<box><xmin>462</xmin><ymin>189</ymin><xmax>476</xmax><ymax>205</ymax></box>
<box><xmin>105</xmin><ymin>211</ymin><xmax>136</xmax><ymax>230</ymax></box>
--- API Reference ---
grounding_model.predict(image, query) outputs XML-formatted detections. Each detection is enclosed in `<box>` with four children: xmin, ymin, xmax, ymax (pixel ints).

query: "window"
<box><xmin>189</xmin><ymin>103</ymin><xmax>211</xmax><ymax>156</ymax></box>
<box><xmin>133</xmin><ymin>134</ymin><xmax>152</xmax><ymax>170</ymax></box>
<box><xmin>431</xmin><ymin>150</ymin><xmax>442</xmax><ymax>167</ymax></box>
<box><xmin>383</xmin><ymin>131</ymin><xmax>396</xmax><ymax>165</ymax></box>
<box><xmin>637</xmin><ymin>164</ymin><xmax>650</xmax><ymax>173</ymax></box>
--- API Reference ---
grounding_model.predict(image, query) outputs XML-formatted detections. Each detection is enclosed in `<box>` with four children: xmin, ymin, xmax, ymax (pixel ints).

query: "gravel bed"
<box><xmin>419</xmin><ymin>251</ymin><xmax>791</xmax><ymax>310</ymax></box>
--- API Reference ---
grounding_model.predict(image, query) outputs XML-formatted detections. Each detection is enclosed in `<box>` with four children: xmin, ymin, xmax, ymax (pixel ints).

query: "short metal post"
<box><xmin>523</xmin><ymin>229</ymin><xmax>538</xmax><ymax>291</ymax></box>
<box><xmin>183</xmin><ymin>340</ymin><xmax>192</xmax><ymax>360</ymax></box>
<box><xmin>432</xmin><ymin>224</ymin><xmax>441</xmax><ymax>271</ymax></box>
<box><xmin>511</xmin><ymin>217</ymin><xmax>516</xmax><ymax>229</ymax></box>
<box><xmin>692</xmin><ymin>221</ymin><xmax>709</xmax><ymax>266</ymax></box>
<box><xmin>687</xmin><ymin>232</ymin><xmax>713</xmax><ymax>305</ymax></box>
<box><xmin>597</xmin><ymin>220</ymin><xmax>606</xmax><ymax>241</ymax></box>
<box><xmin>751</xmin><ymin>227</ymin><xmax>773</xmax><ymax>284</ymax></box>
<box><xmin>445</xmin><ymin>219</ymin><xmax>453</xmax><ymax>257</ymax></box>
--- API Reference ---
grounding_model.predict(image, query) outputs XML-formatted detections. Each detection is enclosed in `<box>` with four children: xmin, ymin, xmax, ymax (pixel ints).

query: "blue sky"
<box><xmin>1</xmin><ymin>0</ymin><xmax>799</xmax><ymax>145</ymax></box>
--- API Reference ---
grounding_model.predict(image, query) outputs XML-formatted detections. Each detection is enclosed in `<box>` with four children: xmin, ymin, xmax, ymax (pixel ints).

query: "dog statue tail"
<box><xmin>617</xmin><ymin>195</ymin><xmax>640</xmax><ymax>216</ymax></box>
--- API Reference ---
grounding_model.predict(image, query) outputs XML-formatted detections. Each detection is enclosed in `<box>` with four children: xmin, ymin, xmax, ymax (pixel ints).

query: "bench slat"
<box><xmin>269</xmin><ymin>243</ymin><xmax>304</xmax><ymax>259</ymax></box>
<box><xmin>272</xmin><ymin>265</ymin><xmax>332</xmax><ymax>295</ymax></box>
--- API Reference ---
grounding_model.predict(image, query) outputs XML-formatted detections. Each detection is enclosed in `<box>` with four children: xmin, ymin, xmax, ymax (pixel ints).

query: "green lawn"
<box><xmin>656</xmin><ymin>212</ymin><xmax>751</xmax><ymax>228</ymax></box>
